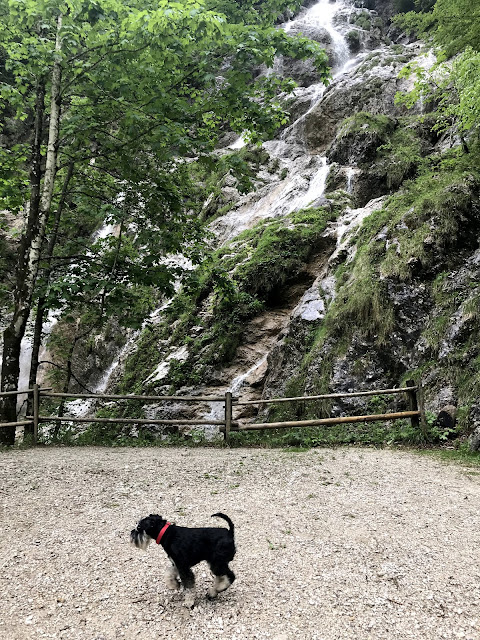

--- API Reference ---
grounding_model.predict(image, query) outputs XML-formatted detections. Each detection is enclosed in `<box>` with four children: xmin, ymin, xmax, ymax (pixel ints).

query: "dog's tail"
<box><xmin>211</xmin><ymin>512</ymin><xmax>235</xmax><ymax>537</ymax></box>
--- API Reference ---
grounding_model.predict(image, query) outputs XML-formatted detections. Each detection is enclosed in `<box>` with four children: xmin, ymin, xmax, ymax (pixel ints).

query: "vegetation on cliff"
<box><xmin>2</xmin><ymin>0</ymin><xmax>480</xmax><ymax>451</ymax></box>
<box><xmin>0</xmin><ymin>0</ymin><xmax>330</xmax><ymax>443</ymax></box>
<box><xmin>119</xmin><ymin>205</ymin><xmax>337</xmax><ymax>393</ymax></box>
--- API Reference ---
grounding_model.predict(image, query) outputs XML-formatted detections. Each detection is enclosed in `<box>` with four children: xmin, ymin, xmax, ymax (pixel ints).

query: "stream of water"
<box><xmin>212</xmin><ymin>0</ymin><xmax>357</xmax><ymax>243</ymax></box>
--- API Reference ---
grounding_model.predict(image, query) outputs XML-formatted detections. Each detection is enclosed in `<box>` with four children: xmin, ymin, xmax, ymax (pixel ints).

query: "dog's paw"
<box><xmin>184</xmin><ymin>592</ymin><xmax>195</xmax><ymax>609</ymax></box>
<box><xmin>166</xmin><ymin>578</ymin><xmax>181</xmax><ymax>590</ymax></box>
<box><xmin>206</xmin><ymin>587</ymin><xmax>218</xmax><ymax>600</ymax></box>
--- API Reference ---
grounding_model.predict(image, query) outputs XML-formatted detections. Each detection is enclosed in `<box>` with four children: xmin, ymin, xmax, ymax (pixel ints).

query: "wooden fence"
<box><xmin>0</xmin><ymin>380</ymin><xmax>426</xmax><ymax>444</ymax></box>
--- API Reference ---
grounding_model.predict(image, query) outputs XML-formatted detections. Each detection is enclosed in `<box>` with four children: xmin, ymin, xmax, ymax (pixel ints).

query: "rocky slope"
<box><xmin>34</xmin><ymin>0</ymin><xmax>480</xmax><ymax>449</ymax></box>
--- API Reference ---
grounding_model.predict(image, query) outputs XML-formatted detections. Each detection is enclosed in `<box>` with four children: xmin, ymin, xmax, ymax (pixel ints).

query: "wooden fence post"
<box><xmin>416</xmin><ymin>380</ymin><xmax>428</xmax><ymax>440</ymax></box>
<box><xmin>33</xmin><ymin>384</ymin><xmax>40</xmax><ymax>445</ymax></box>
<box><xmin>405</xmin><ymin>379</ymin><xmax>420</xmax><ymax>433</ymax></box>
<box><xmin>224</xmin><ymin>392</ymin><xmax>232</xmax><ymax>443</ymax></box>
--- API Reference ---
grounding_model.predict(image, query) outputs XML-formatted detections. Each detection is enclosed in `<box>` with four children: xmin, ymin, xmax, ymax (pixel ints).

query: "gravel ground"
<box><xmin>1</xmin><ymin>446</ymin><xmax>480</xmax><ymax>640</ymax></box>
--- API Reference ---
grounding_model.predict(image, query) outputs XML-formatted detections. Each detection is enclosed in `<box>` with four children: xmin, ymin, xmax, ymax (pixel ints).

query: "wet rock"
<box><xmin>327</xmin><ymin>116</ymin><xmax>396</xmax><ymax>165</ymax></box>
<box><xmin>302</xmin><ymin>45</ymin><xmax>420</xmax><ymax>153</ymax></box>
<box><xmin>435</xmin><ymin>405</ymin><xmax>457</xmax><ymax>429</ymax></box>
<box><xmin>279</xmin><ymin>56</ymin><xmax>326</xmax><ymax>88</ymax></box>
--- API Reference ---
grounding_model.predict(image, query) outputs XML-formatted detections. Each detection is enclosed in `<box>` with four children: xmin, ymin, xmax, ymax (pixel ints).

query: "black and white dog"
<box><xmin>130</xmin><ymin>513</ymin><xmax>236</xmax><ymax>607</ymax></box>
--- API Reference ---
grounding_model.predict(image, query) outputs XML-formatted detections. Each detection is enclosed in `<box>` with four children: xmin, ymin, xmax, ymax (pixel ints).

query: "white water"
<box><xmin>14</xmin><ymin>217</ymin><xmax>116</xmax><ymax>402</ymax></box>
<box><xmin>283</xmin><ymin>0</ymin><xmax>350</xmax><ymax>67</ymax></box>
<box><xmin>346</xmin><ymin>166</ymin><xmax>359</xmax><ymax>194</ymax></box>
<box><xmin>293</xmin><ymin>157</ymin><xmax>330</xmax><ymax>209</ymax></box>
<box><xmin>211</xmin><ymin>0</ymin><xmax>354</xmax><ymax>244</ymax></box>
<box><xmin>230</xmin><ymin>354</ymin><xmax>269</xmax><ymax>395</ymax></box>
<box><xmin>15</xmin><ymin>310</ymin><xmax>59</xmax><ymax>414</ymax></box>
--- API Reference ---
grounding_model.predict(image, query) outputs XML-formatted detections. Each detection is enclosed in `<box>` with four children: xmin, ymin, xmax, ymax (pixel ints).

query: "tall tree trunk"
<box><xmin>25</xmin><ymin>161</ymin><xmax>75</xmax><ymax>434</ymax></box>
<box><xmin>0</xmin><ymin>14</ymin><xmax>63</xmax><ymax>444</ymax></box>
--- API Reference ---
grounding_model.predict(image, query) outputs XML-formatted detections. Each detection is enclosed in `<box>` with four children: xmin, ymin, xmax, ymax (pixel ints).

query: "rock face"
<box><xmin>44</xmin><ymin>0</ymin><xmax>480</xmax><ymax>450</ymax></box>
<box><xmin>469</xmin><ymin>405</ymin><xmax>480</xmax><ymax>451</ymax></box>
<box><xmin>301</xmin><ymin>45</ymin><xmax>421</xmax><ymax>153</ymax></box>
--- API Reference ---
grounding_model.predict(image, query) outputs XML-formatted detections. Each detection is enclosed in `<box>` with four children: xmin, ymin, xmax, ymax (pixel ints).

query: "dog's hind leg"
<box><xmin>165</xmin><ymin>560</ymin><xmax>181</xmax><ymax>590</ymax></box>
<box><xmin>207</xmin><ymin>564</ymin><xmax>235</xmax><ymax>599</ymax></box>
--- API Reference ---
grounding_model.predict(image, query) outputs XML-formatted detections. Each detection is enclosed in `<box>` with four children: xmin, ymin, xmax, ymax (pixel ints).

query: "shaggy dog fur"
<box><xmin>130</xmin><ymin>513</ymin><xmax>236</xmax><ymax>607</ymax></box>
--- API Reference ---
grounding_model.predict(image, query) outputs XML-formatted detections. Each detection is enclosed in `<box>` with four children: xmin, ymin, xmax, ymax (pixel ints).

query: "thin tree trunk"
<box><xmin>0</xmin><ymin>13</ymin><xmax>63</xmax><ymax>444</ymax></box>
<box><xmin>25</xmin><ymin>162</ymin><xmax>75</xmax><ymax>434</ymax></box>
<box><xmin>0</xmin><ymin>79</ymin><xmax>45</xmax><ymax>443</ymax></box>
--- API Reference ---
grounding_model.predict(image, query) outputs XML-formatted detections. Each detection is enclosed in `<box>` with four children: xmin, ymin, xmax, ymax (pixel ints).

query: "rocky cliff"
<box><xmin>44</xmin><ymin>0</ymin><xmax>480</xmax><ymax>449</ymax></box>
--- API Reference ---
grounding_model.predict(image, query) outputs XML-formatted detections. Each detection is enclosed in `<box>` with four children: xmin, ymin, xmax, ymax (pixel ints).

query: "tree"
<box><xmin>0</xmin><ymin>0</ymin><xmax>330</xmax><ymax>443</ymax></box>
<box><xmin>395</xmin><ymin>0</ymin><xmax>480</xmax><ymax>147</ymax></box>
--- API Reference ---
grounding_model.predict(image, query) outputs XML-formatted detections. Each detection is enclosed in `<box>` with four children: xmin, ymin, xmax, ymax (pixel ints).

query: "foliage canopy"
<box><xmin>0</xmin><ymin>0</ymin><xmax>331</xmax><ymax>322</ymax></box>
<box><xmin>395</xmin><ymin>0</ymin><xmax>480</xmax><ymax>143</ymax></box>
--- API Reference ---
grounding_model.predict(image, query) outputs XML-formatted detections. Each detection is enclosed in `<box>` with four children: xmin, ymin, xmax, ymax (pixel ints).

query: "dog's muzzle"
<box><xmin>130</xmin><ymin>528</ymin><xmax>150</xmax><ymax>551</ymax></box>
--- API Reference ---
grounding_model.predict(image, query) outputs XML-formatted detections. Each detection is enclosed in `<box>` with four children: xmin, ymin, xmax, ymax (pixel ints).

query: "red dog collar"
<box><xmin>156</xmin><ymin>522</ymin><xmax>171</xmax><ymax>545</ymax></box>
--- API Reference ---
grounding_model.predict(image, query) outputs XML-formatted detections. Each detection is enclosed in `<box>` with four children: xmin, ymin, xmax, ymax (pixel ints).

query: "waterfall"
<box><xmin>292</xmin><ymin>157</ymin><xmax>330</xmax><ymax>210</ymax></box>
<box><xmin>15</xmin><ymin>310</ymin><xmax>59</xmax><ymax>415</ymax></box>
<box><xmin>38</xmin><ymin>0</ymin><xmax>359</xmax><ymax>425</ymax></box>
<box><xmin>226</xmin><ymin>0</ymin><xmax>352</xmax><ymax>174</ymax></box>
<box><xmin>283</xmin><ymin>0</ymin><xmax>350</xmax><ymax>70</ymax></box>
<box><xmin>212</xmin><ymin>0</ymin><xmax>355</xmax><ymax>244</ymax></box>
<box><xmin>346</xmin><ymin>167</ymin><xmax>357</xmax><ymax>194</ymax></box>
<box><xmin>230</xmin><ymin>355</ymin><xmax>269</xmax><ymax>395</ymax></box>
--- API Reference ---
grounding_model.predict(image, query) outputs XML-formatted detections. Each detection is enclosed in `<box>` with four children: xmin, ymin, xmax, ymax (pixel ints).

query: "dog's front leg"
<box><xmin>165</xmin><ymin>561</ymin><xmax>181</xmax><ymax>590</ymax></box>
<box><xmin>177</xmin><ymin>567</ymin><xmax>196</xmax><ymax>608</ymax></box>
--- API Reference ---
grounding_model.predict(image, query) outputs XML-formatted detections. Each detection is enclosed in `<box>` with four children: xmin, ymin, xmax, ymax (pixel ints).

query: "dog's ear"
<box><xmin>149</xmin><ymin>513</ymin><xmax>161</xmax><ymax>519</ymax></box>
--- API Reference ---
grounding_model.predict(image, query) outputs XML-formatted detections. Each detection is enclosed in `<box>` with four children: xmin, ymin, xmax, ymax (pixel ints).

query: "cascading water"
<box><xmin>209</xmin><ymin>0</ymin><xmax>361</xmax><ymax>400</ymax></box>
<box><xmin>283</xmin><ymin>0</ymin><xmax>350</xmax><ymax>69</ymax></box>
<box><xmin>212</xmin><ymin>0</ymin><xmax>355</xmax><ymax>244</ymax></box>
<box><xmin>133</xmin><ymin>0</ymin><xmax>359</xmax><ymax>409</ymax></box>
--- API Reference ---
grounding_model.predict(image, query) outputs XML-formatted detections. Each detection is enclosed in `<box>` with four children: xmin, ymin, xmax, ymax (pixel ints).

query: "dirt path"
<box><xmin>1</xmin><ymin>447</ymin><xmax>479</xmax><ymax>640</ymax></box>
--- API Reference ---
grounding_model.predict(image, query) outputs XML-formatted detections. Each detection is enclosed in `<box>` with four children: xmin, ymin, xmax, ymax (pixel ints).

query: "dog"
<box><xmin>130</xmin><ymin>512</ymin><xmax>236</xmax><ymax>607</ymax></box>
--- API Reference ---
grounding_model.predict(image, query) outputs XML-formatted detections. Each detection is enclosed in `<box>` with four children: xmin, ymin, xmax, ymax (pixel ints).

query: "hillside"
<box><xmin>1</xmin><ymin>0</ymin><xmax>479</xmax><ymax>449</ymax></box>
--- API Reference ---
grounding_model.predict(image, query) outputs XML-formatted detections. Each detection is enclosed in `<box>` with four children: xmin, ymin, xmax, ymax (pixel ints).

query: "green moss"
<box><xmin>118</xmin><ymin>206</ymin><xmax>338</xmax><ymax>391</ymax></box>
<box><xmin>120</xmin><ymin>324</ymin><xmax>170</xmax><ymax>394</ymax></box>
<box><xmin>346</xmin><ymin>30</ymin><xmax>362</xmax><ymax>53</ymax></box>
<box><xmin>373</xmin><ymin>121</ymin><xmax>424</xmax><ymax>189</ymax></box>
<box><xmin>327</xmin><ymin>242</ymin><xmax>395</xmax><ymax>345</ymax></box>
<box><xmin>380</xmin><ymin>171</ymin><xmax>479</xmax><ymax>280</ymax></box>
<box><xmin>275</xmin><ymin>144</ymin><xmax>480</xmax><ymax>436</ymax></box>
<box><xmin>338</xmin><ymin>111</ymin><xmax>396</xmax><ymax>139</ymax></box>
<box><xmin>350</xmin><ymin>11</ymin><xmax>372</xmax><ymax>31</ymax></box>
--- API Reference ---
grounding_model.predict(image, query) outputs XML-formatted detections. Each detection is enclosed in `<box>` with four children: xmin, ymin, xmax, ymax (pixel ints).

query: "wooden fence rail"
<box><xmin>220</xmin><ymin>411</ymin><xmax>421</xmax><ymax>432</ymax></box>
<box><xmin>28</xmin><ymin>415</ymin><xmax>235</xmax><ymax>427</ymax></box>
<box><xmin>41</xmin><ymin>392</ymin><xmax>229</xmax><ymax>402</ymax></box>
<box><xmin>1</xmin><ymin>380</ymin><xmax>426</xmax><ymax>445</ymax></box>
<box><xmin>0</xmin><ymin>387</ymin><xmax>52</xmax><ymax>441</ymax></box>
<box><xmin>223</xmin><ymin>380</ymin><xmax>427</xmax><ymax>441</ymax></box>
<box><xmin>235</xmin><ymin>386</ymin><xmax>418</xmax><ymax>405</ymax></box>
